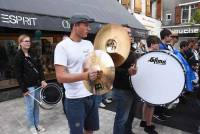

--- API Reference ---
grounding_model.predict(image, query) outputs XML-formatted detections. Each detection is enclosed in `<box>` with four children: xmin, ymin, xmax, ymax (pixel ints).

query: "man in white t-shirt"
<box><xmin>54</xmin><ymin>15</ymin><xmax>99</xmax><ymax>134</ymax></box>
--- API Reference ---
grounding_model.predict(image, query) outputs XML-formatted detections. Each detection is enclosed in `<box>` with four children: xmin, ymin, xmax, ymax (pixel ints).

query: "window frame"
<box><xmin>181</xmin><ymin>4</ymin><xmax>197</xmax><ymax>24</ymax></box>
<box><xmin>166</xmin><ymin>13</ymin><xmax>172</xmax><ymax>21</ymax></box>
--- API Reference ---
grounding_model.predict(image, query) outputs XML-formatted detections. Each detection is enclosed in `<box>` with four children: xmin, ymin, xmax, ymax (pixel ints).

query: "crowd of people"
<box><xmin>13</xmin><ymin>14</ymin><xmax>200</xmax><ymax>134</ymax></box>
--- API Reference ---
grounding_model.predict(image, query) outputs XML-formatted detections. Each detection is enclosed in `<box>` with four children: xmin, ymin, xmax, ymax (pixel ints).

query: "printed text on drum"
<box><xmin>148</xmin><ymin>57</ymin><xmax>166</xmax><ymax>65</ymax></box>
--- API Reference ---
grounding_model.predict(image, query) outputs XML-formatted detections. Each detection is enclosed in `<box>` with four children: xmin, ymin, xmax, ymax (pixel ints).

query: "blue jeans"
<box><xmin>64</xmin><ymin>95</ymin><xmax>99</xmax><ymax>134</ymax></box>
<box><xmin>113</xmin><ymin>89</ymin><xmax>133</xmax><ymax>134</ymax></box>
<box><xmin>24</xmin><ymin>86</ymin><xmax>40</xmax><ymax>128</ymax></box>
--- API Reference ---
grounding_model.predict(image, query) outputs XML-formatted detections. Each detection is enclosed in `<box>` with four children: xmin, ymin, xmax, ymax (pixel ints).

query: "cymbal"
<box><xmin>94</xmin><ymin>24</ymin><xmax>131</xmax><ymax>67</ymax></box>
<box><xmin>83</xmin><ymin>50</ymin><xmax>115</xmax><ymax>95</ymax></box>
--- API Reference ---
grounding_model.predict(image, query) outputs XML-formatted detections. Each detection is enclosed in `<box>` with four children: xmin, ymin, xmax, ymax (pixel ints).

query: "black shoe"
<box><xmin>140</xmin><ymin>121</ymin><xmax>146</xmax><ymax>127</ymax></box>
<box><xmin>144</xmin><ymin>126</ymin><xmax>158</xmax><ymax>134</ymax></box>
<box><xmin>153</xmin><ymin>114</ymin><xmax>167</xmax><ymax>121</ymax></box>
<box><xmin>140</xmin><ymin>121</ymin><xmax>155</xmax><ymax>129</ymax></box>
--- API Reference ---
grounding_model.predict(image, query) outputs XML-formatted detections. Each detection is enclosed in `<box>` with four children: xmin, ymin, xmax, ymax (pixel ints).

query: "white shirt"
<box><xmin>54</xmin><ymin>38</ymin><xmax>94</xmax><ymax>98</ymax></box>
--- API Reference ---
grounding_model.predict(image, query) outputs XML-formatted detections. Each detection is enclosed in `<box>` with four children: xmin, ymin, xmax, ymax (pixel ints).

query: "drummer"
<box><xmin>54</xmin><ymin>15</ymin><xmax>99</xmax><ymax>134</ymax></box>
<box><xmin>154</xmin><ymin>29</ymin><xmax>173</xmax><ymax>121</ymax></box>
<box><xmin>140</xmin><ymin>35</ymin><xmax>160</xmax><ymax>134</ymax></box>
<box><xmin>112</xmin><ymin>25</ymin><xmax>138</xmax><ymax>134</ymax></box>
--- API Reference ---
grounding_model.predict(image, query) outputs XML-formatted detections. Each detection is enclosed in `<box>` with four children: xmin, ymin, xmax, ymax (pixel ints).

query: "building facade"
<box><xmin>118</xmin><ymin>0</ymin><xmax>162</xmax><ymax>37</ymax></box>
<box><xmin>162</xmin><ymin>0</ymin><xmax>200</xmax><ymax>42</ymax></box>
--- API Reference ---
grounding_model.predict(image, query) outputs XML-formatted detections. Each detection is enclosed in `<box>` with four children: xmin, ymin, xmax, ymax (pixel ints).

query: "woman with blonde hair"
<box><xmin>14</xmin><ymin>34</ymin><xmax>47</xmax><ymax>134</ymax></box>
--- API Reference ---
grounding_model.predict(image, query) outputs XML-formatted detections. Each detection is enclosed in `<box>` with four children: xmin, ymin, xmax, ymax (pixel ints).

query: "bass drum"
<box><xmin>40</xmin><ymin>83</ymin><xmax>63</xmax><ymax>109</ymax></box>
<box><xmin>131</xmin><ymin>51</ymin><xmax>185</xmax><ymax>105</ymax></box>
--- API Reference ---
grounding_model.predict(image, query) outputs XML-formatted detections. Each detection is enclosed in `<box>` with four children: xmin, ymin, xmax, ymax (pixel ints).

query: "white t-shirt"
<box><xmin>54</xmin><ymin>38</ymin><xmax>94</xmax><ymax>98</ymax></box>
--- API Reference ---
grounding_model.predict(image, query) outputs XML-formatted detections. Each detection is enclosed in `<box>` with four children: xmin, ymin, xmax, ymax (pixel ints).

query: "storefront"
<box><xmin>134</xmin><ymin>13</ymin><xmax>162</xmax><ymax>37</ymax></box>
<box><xmin>0</xmin><ymin>0</ymin><xmax>147</xmax><ymax>97</ymax></box>
<box><xmin>162</xmin><ymin>24</ymin><xmax>200</xmax><ymax>46</ymax></box>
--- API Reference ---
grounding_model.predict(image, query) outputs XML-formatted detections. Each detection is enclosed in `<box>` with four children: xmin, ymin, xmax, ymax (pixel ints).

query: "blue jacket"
<box><xmin>159</xmin><ymin>43</ymin><xmax>195</xmax><ymax>91</ymax></box>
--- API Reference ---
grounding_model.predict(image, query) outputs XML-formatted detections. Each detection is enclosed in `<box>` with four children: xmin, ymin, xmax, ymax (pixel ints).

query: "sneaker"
<box><xmin>36</xmin><ymin>125</ymin><xmax>46</xmax><ymax>132</ymax></box>
<box><xmin>144</xmin><ymin>126</ymin><xmax>158</xmax><ymax>134</ymax></box>
<box><xmin>153</xmin><ymin>114</ymin><xmax>167</xmax><ymax>121</ymax></box>
<box><xmin>104</xmin><ymin>98</ymin><xmax>112</xmax><ymax>104</ymax></box>
<box><xmin>140</xmin><ymin>121</ymin><xmax>155</xmax><ymax>129</ymax></box>
<box><xmin>30</xmin><ymin>127</ymin><xmax>38</xmax><ymax>134</ymax></box>
<box><xmin>99</xmin><ymin>102</ymin><xmax>106</xmax><ymax>108</ymax></box>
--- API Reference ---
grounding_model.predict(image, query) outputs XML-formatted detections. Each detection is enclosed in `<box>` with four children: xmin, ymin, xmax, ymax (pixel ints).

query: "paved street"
<box><xmin>0</xmin><ymin>98</ymin><xmax>190</xmax><ymax>134</ymax></box>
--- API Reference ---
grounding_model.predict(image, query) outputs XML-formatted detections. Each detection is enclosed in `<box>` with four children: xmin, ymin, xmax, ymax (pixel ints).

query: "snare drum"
<box><xmin>131</xmin><ymin>51</ymin><xmax>185</xmax><ymax>105</ymax></box>
<box><xmin>39</xmin><ymin>83</ymin><xmax>63</xmax><ymax>109</ymax></box>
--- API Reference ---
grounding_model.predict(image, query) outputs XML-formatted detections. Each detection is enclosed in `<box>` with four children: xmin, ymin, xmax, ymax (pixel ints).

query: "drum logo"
<box><xmin>148</xmin><ymin>57</ymin><xmax>166</xmax><ymax>65</ymax></box>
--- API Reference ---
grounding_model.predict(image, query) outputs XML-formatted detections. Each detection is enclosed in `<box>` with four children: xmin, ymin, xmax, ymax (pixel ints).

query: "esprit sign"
<box><xmin>1</xmin><ymin>13</ymin><xmax>37</xmax><ymax>26</ymax></box>
<box><xmin>171</xmin><ymin>27</ymin><xmax>199</xmax><ymax>34</ymax></box>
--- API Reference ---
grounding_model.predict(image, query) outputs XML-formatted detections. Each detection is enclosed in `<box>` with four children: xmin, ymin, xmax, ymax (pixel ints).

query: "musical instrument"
<box><xmin>131</xmin><ymin>51</ymin><xmax>185</xmax><ymax>105</ymax></box>
<box><xmin>94</xmin><ymin>24</ymin><xmax>131</xmax><ymax>67</ymax></box>
<box><xmin>83</xmin><ymin>50</ymin><xmax>115</xmax><ymax>95</ymax></box>
<box><xmin>28</xmin><ymin>83</ymin><xmax>63</xmax><ymax>109</ymax></box>
<box><xmin>83</xmin><ymin>24</ymin><xmax>131</xmax><ymax>95</ymax></box>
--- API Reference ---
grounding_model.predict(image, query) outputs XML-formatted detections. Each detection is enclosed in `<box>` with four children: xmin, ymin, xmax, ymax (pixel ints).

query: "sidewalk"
<box><xmin>0</xmin><ymin>98</ymin><xmax>190</xmax><ymax>134</ymax></box>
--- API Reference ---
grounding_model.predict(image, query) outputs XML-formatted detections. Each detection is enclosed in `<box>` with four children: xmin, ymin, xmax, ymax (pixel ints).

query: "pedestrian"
<box><xmin>14</xmin><ymin>34</ymin><xmax>47</xmax><ymax>134</ymax></box>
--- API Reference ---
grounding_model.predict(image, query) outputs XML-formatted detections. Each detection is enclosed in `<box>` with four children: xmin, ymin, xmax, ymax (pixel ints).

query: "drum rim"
<box><xmin>131</xmin><ymin>50</ymin><xmax>186</xmax><ymax>105</ymax></box>
<box><xmin>40</xmin><ymin>83</ymin><xmax>63</xmax><ymax>105</ymax></box>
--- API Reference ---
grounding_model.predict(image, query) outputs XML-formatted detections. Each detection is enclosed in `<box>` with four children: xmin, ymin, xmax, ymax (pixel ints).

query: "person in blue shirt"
<box><xmin>159</xmin><ymin>29</ymin><xmax>172</xmax><ymax>51</ymax></box>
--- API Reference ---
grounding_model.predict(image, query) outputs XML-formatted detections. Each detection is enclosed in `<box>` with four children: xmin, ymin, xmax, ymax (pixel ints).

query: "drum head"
<box><xmin>41</xmin><ymin>83</ymin><xmax>62</xmax><ymax>105</ymax></box>
<box><xmin>131</xmin><ymin>51</ymin><xmax>185</xmax><ymax>105</ymax></box>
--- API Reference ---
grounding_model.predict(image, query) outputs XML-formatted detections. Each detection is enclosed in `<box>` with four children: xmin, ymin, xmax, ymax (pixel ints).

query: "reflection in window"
<box><xmin>41</xmin><ymin>39</ymin><xmax>55</xmax><ymax>74</ymax></box>
<box><xmin>0</xmin><ymin>40</ymin><xmax>17</xmax><ymax>81</ymax></box>
<box><xmin>191</xmin><ymin>4</ymin><xmax>197</xmax><ymax>19</ymax></box>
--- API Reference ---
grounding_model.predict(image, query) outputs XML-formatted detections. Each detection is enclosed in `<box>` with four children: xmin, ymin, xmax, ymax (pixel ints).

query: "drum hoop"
<box><xmin>131</xmin><ymin>50</ymin><xmax>186</xmax><ymax>105</ymax></box>
<box><xmin>40</xmin><ymin>83</ymin><xmax>63</xmax><ymax>105</ymax></box>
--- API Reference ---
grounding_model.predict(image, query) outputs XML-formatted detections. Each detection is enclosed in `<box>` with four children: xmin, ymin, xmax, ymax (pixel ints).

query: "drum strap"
<box><xmin>24</xmin><ymin>57</ymin><xmax>39</xmax><ymax>74</ymax></box>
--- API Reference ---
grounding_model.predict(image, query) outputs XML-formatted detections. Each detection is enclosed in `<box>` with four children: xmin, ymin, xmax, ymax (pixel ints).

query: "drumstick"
<box><xmin>29</xmin><ymin>86</ymin><xmax>42</xmax><ymax>93</ymax></box>
<box><xmin>28</xmin><ymin>93</ymin><xmax>42</xmax><ymax>105</ymax></box>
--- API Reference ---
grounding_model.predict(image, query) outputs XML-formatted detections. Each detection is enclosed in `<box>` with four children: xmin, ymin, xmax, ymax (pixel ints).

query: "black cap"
<box><xmin>70</xmin><ymin>15</ymin><xmax>95</xmax><ymax>24</ymax></box>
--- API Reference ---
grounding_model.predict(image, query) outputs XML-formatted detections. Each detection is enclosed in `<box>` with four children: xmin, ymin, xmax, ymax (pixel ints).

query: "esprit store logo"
<box><xmin>62</xmin><ymin>19</ymin><xmax>70</xmax><ymax>29</ymax></box>
<box><xmin>1</xmin><ymin>13</ymin><xmax>37</xmax><ymax>26</ymax></box>
<box><xmin>148</xmin><ymin>57</ymin><xmax>166</xmax><ymax>65</ymax></box>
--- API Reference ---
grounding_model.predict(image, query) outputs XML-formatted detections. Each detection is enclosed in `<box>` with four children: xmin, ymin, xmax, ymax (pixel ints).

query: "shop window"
<box><xmin>0</xmin><ymin>40</ymin><xmax>17</xmax><ymax>80</ymax></box>
<box><xmin>0</xmin><ymin>36</ymin><xmax>58</xmax><ymax>89</ymax></box>
<box><xmin>0</xmin><ymin>40</ymin><xmax>18</xmax><ymax>88</ymax></box>
<box><xmin>40</xmin><ymin>37</ymin><xmax>55</xmax><ymax>75</ymax></box>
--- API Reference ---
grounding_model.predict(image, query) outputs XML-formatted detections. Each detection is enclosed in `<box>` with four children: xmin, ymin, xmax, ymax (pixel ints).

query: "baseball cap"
<box><xmin>70</xmin><ymin>15</ymin><xmax>95</xmax><ymax>24</ymax></box>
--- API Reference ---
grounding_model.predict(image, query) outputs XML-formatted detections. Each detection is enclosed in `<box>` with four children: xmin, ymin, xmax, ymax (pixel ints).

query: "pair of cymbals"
<box><xmin>94</xmin><ymin>24</ymin><xmax>131</xmax><ymax>67</ymax></box>
<box><xmin>84</xmin><ymin>24</ymin><xmax>131</xmax><ymax>95</ymax></box>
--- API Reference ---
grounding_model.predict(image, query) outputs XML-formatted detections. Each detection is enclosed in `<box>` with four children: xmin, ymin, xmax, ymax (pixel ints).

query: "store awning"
<box><xmin>0</xmin><ymin>0</ymin><xmax>147</xmax><ymax>37</ymax></box>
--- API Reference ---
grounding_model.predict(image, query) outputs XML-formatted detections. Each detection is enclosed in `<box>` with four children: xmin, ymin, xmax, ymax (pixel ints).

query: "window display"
<box><xmin>0</xmin><ymin>36</ymin><xmax>58</xmax><ymax>89</ymax></box>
